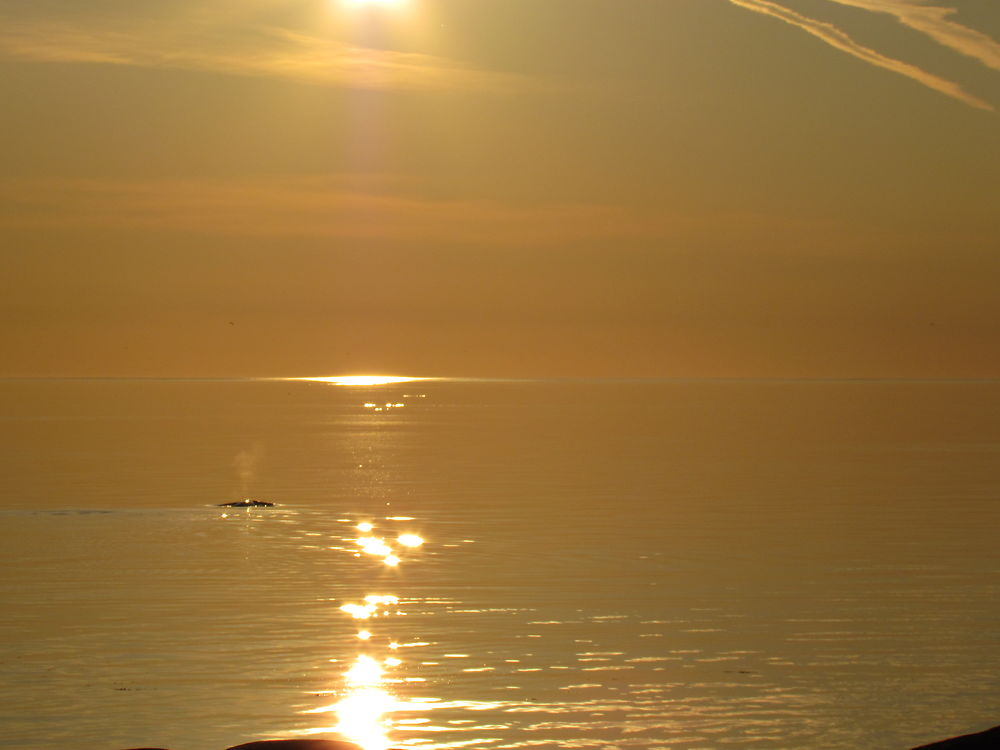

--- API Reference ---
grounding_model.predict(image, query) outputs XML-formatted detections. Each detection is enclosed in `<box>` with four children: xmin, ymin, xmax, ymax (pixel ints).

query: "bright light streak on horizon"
<box><xmin>293</xmin><ymin>375</ymin><xmax>431</xmax><ymax>386</ymax></box>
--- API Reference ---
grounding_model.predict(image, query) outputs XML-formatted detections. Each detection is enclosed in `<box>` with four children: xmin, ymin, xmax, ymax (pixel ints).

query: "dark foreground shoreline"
<box><xmin>911</xmin><ymin>724</ymin><xmax>1000</xmax><ymax>748</ymax></box>
<box><xmin>121</xmin><ymin>724</ymin><xmax>1000</xmax><ymax>750</ymax></box>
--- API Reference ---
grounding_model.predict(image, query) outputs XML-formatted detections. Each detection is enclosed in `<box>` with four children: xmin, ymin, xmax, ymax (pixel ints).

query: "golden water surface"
<box><xmin>1</xmin><ymin>379</ymin><xmax>998</xmax><ymax>749</ymax></box>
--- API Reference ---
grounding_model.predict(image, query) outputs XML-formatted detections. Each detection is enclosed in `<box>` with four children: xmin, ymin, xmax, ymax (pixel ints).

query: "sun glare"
<box><xmin>342</xmin><ymin>0</ymin><xmax>406</xmax><ymax>11</ymax></box>
<box><xmin>335</xmin><ymin>684</ymin><xmax>398</xmax><ymax>750</ymax></box>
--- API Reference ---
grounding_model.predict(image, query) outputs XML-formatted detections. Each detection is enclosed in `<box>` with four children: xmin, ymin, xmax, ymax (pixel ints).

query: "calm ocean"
<box><xmin>1</xmin><ymin>379</ymin><xmax>997</xmax><ymax>750</ymax></box>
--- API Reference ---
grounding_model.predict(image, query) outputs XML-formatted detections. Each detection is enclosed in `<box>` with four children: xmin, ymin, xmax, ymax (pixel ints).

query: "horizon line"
<box><xmin>3</xmin><ymin>375</ymin><xmax>1000</xmax><ymax>384</ymax></box>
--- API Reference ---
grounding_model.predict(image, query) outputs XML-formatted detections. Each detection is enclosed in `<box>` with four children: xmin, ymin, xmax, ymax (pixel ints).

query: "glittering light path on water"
<box><xmin>295</xmin><ymin>478</ymin><xmax>435</xmax><ymax>750</ymax></box>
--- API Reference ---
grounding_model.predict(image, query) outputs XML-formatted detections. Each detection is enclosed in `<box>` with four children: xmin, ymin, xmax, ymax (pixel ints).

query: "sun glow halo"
<box><xmin>346</xmin><ymin>0</ymin><xmax>404</xmax><ymax>6</ymax></box>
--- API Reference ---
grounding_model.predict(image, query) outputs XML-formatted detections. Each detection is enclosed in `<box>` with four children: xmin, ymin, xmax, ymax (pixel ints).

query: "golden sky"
<box><xmin>1</xmin><ymin>0</ymin><xmax>997</xmax><ymax>377</ymax></box>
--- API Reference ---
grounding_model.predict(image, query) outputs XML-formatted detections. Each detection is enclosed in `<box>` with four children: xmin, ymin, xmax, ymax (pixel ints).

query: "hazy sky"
<box><xmin>1</xmin><ymin>0</ymin><xmax>997</xmax><ymax>377</ymax></box>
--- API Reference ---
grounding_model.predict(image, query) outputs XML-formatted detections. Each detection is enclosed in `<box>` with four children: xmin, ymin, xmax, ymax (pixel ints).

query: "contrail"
<box><xmin>824</xmin><ymin>0</ymin><xmax>1000</xmax><ymax>72</ymax></box>
<box><xmin>728</xmin><ymin>0</ymin><xmax>993</xmax><ymax>110</ymax></box>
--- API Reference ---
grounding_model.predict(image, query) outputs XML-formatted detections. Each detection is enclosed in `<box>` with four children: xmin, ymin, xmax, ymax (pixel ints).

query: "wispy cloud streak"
<box><xmin>728</xmin><ymin>0</ymin><xmax>993</xmax><ymax>110</ymax></box>
<box><xmin>0</xmin><ymin>177</ymin><xmax>659</xmax><ymax>247</ymax></box>
<box><xmin>824</xmin><ymin>0</ymin><xmax>1000</xmax><ymax>72</ymax></box>
<box><xmin>0</xmin><ymin>176</ymin><xmax>834</xmax><ymax>252</ymax></box>
<box><xmin>0</xmin><ymin>18</ymin><xmax>524</xmax><ymax>93</ymax></box>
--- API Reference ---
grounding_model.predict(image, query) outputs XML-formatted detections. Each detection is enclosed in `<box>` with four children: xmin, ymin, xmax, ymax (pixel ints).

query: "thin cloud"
<box><xmin>0</xmin><ymin>177</ymin><xmax>660</xmax><ymax>247</ymax></box>
<box><xmin>0</xmin><ymin>18</ymin><xmax>524</xmax><ymax>93</ymax></box>
<box><xmin>824</xmin><ymin>0</ymin><xmax>1000</xmax><ymax>72</ymax></box>
<box><xmin>728</xmin><ymin>0</ymin><xmax>993</xmax><ymax>110</ymax></box>
<box><xmin>0</xmin><ymin>176</ymin><xmax>882</xmax><ymax>257</ymax></box>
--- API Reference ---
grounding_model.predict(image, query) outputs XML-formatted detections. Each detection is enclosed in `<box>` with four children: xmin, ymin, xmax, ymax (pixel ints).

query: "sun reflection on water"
<box><xmin>351</xmin><ymin>523</ymin><xmax>424</xmax><ymax>567</ymax></box>
<box><xmin>335</xmin><ymin>687</ymin><xmax>399</xmax><ymax>750</ymax></box>
<box><xmin>310</xmin><ymin>614</ymin><xmax>407</xmax><ymax>750</ymax></box>
<box><xmin>305</xmin><ymin>520</ymin><xmax>434</xmax><ymax>749</ymax></box>
<box><xmin>357</xmin><ymin>536</ymin><xmax>393</xmax><ymax>557</ymax></box>
<box><xmin>293</xmin><ymin>375</ymin><xmax>430</xmax><ymax>386</ymax></box>
<box><xmin>345</xmin><ymin>654</ymin><xmax>385</xmax><ymax>687</ymax></box>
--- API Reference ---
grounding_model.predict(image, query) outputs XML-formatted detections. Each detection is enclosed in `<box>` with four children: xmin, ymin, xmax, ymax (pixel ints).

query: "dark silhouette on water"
<box><xmin>119</xmin><ymin>723</ymin><xmax>1000</xmax><ymax>750</ymax></box>
<box><xmin>226</xmin><ymin>742</ymin><xmax>367</xmax><ymax>750</ymax></box>
<box><xmin>121</xmin><ymin>741</ymin><xmax>368</xmax><ymax>750</ymax></box>
<box><xmin>911</xmin><ymin>724</ymin><xmax>1000</xmax><ymax>748</ymax></box>
<box><xmin>217</xmin><ymin>499</ymin><xmax>275</xmax><ymax>507</ymax></box>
